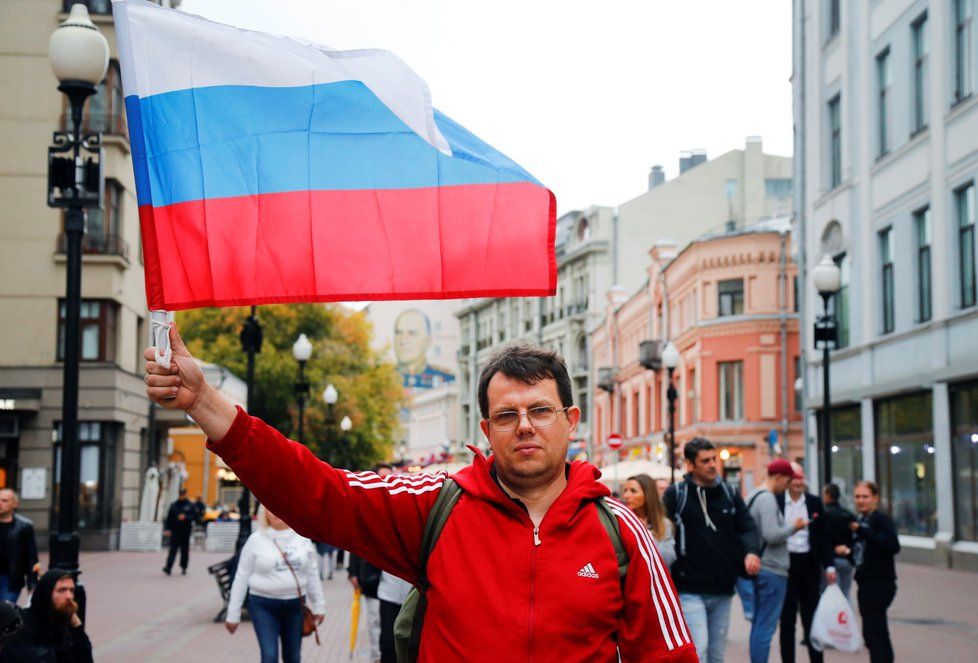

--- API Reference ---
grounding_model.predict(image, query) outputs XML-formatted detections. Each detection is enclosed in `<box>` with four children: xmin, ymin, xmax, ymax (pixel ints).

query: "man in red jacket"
<box><xmin>144</xmin><ymin>326</ymin><xmax>696</xmax><ymax>662</ymax></box>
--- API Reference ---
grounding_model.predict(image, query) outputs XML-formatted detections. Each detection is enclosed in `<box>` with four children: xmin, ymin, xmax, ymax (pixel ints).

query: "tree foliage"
<box><xmin>176</xmin><ymin>304</ymin><xmax>405</xmax><ymax>470</ymax></box>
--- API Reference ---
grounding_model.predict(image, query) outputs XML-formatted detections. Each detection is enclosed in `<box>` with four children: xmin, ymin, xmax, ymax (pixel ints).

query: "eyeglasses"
<box><xmin>487</xmin><ymin>406</ymin><xmax>569</xmax><ymax>432</ymax></box>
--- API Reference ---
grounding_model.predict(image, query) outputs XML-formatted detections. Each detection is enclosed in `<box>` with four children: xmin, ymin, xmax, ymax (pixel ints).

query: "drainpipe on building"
<box><xmin>792</xmin><ymin>0</ymin><xmax>810</xmax><ymax>476</ymax></box>
<box><xmin>779</xmin><ymin>229</ymin><xmax>790</xmax><ymax>454</ymax></box>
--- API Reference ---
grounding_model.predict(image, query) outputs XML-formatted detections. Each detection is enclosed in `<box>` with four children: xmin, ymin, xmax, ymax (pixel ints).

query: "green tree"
<box><xmin>176</xmin><ymin>304</ymin><xmax>405</xmax><ymax>470</ymax></box>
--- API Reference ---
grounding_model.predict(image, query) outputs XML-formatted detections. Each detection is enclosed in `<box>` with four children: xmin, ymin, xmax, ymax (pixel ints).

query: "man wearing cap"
<box><xmin>743</xmin><ymin>460</ymin><xmax>807</xmax><ymax>663</ymax></box>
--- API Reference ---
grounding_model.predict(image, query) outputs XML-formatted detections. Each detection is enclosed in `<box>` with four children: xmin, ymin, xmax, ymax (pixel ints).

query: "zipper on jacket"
<box><xmin>528</xmin><ymin>527</ymin><xmax>539</xmax><ymax>662</ymax></box>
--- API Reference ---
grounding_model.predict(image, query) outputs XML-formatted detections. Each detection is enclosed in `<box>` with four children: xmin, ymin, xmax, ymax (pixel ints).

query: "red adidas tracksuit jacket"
<box><xmin>209</xmin><ymin>408</ymin><xmax>697</xmax><ymax>662</ymax></box>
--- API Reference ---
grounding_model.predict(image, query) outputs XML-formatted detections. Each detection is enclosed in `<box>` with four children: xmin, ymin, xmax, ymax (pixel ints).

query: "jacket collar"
<box><xmin>451</xmin><ymin>445</ymin><xmax>610</xmax><ymax>525</ymax></box>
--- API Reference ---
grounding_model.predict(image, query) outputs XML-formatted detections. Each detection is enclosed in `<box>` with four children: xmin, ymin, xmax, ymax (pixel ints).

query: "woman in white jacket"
<box><xmin>225</xmin><ymin>506</ymin><xmax>325</xmax><ymax>663</ymax></box>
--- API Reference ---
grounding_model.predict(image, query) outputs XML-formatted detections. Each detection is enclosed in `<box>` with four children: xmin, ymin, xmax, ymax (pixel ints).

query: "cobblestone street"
<box><xmin>30</xmin><ymin>549</ymin><xmax>977</xmax><ymax>662</ymax></box>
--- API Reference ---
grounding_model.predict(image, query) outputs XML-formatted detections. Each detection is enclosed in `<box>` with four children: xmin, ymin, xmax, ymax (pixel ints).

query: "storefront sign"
<box><xmin>0</xmin><ymin>400</ymin><xmax>14</xmax><ymax>410</ymax></box>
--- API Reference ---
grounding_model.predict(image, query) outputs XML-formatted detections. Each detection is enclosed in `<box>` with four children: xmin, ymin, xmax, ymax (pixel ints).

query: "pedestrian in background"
<box><xmin>852</xmin><ymin>481</ymin><xmax>900</xmax><ymax>663</ymax></box>
<box><xmin>162</xmin><ymin>488</ymin><xmax>198</xmax><ymax>575</ymax></box>
<box><xmin>377</xmin><ymin>571</ymin><xmax>411</xmax><ymax>663</ymax></box>
<box><xmin>225</xmin><ymin>505</ymin><xmax>325</xmax><ymax>663</ymax></box>
<box><xmin>778</xmin><ymin>462</ymin><xmax>835</xmax><ymax>663</ymax></box>
<box><xmin>822</xmin><ymin>483</ymin><xmax>857</xmax><ymax>599</ymax></box>
<box><xmin>743</xmin><ymin>459</ymin><xmax>807</xmax><ymax>663</ymax></box>
<box><xmin>348</xmin><ymin>553</ymin><xmax>382</xmax><ymax>663</ymax></box>
<box><xmin>0</xmin><ymin>490</ymin><xmax>38</xmax><ymax>604</ymax></box>
<box><xmin>664</xmin><ymin>438</ymin><xmax>761</xmax><ymax>663</ymax></box>
<box><xmin>622</xmin><ymin>474</ymin><xmax>676</xmax><ymax>568</ymax></box>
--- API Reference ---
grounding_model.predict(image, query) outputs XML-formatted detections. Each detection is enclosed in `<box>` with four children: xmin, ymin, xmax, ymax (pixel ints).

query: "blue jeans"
<box><xmin>248</xmin><ymin>594</ymin><xmax>303</xmax><ymax>663</ymax></box>
<box><xmin>0</xmin><ymin>575</ymin><xmax>20</xmax><ymax>603</ymax></box>
<box><xmin>749</xmin><ymin>570</ymin><xmax>788</xmax><ymax>663</ymax></box>
<box><xmin>833</xmin><ymin>557</ymin><xmax>853</xmax><ymax>600</ymax></box>
<box><xmin>679</xmin><ymin>593</ymin><xmax>731</xmax><ymax>663</ymax></box>
<box><xmin>735</xmin><ymin>577</ymin><xmax>755</xmax><ymax>621</ymax></box>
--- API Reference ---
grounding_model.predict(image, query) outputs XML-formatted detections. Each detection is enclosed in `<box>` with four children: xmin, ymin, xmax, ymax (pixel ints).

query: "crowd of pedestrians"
<box><xmin>143</xmin><ymin>329</ymin><xmax>905</xmax><ymax>662</ymax></box>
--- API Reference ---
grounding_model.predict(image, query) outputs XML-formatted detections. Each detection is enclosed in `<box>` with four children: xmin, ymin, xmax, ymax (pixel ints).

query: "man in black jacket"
<box><xmin>778</xmin><ymin>462</ymin><xmax>836</xmax><ymax>663</ymax></box>
<box><xmin>821</xmin><ymin>482</ymin><xmax>857</xmax><ymax>598</ymax></box>
<box><xmin>0</xmin><ymin>569</ymin><xmax>92</xmax><ymax>663</ymax></box>
<box><xmin>163</xmin><ymin>488</ymin><xmax>197</xmax><ymax>575</ymax></box>
<box><xmin>348</xmin><ymin>554</ymin><xmax>382</xmax><ymax>663</ymax></box>
<box><xmin>664</xmin><ymin>438</ymin><xmax>761</xmax><ymax>663</ymax></box>
<box><xmin>0</xmin><ymin>490</ymin><xmax>38</xmax><ymax>604</ymax></box>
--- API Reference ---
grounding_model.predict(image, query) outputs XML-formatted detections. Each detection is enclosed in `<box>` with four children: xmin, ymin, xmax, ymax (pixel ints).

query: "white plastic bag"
<box><xmin>810</xmin><ymin>583</ymin><xmax>863</xmax><ymax>653</ymax></box>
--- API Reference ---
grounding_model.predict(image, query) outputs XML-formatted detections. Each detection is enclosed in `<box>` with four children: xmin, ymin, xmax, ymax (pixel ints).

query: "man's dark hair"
<box><xmin>178</xmin><ymin>488</ymin><xmax>188</xmax><ymax>496</ymax></box>
<box><xmin>372</xmin><ymin>463</ymin><xmax>393</xmax><ymax>473</ymax></box>
<box><xmin>822</xmin><ymin>483</ymin><xmax>841</xmax><ymax>502</ymax></box>
<box><xmin>477</xmin><ymin>344</ymin><xmax>573</xmax><ymax>419</ymax></box>
<box><xmin>855</xmin><ymin>479</ymin><xmax>880</xmax><ymax>496</ymax></box>
<box><xmin>683</xmin><ymin>437</ymin><xmax>715</xmax><ymax>463</ymax></box>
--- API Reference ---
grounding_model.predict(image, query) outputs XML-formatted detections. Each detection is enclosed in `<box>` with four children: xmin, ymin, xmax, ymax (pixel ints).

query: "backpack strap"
<box><xmin>406</xmin><ymin>477</ymin><xmax>463</xmax><ymax>661</ymax></box>
<box><xmin>746</xmin><ymin>489</ymin><xmax>770</xmax><ymax>558</ymax></box>
<box><xmin>674</xmin><ymin>481</ymin><xmax>689</xmax><ymax>557</ymax></box>
<box><xmin>594</xmin><ymin>498</ymin><xmax>629</xmax><ymax>583</ymax></box>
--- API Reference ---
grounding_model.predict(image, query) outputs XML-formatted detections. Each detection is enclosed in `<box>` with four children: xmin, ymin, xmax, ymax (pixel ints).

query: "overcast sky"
<box><xmin>180</xmin><ymin>0</ymin><xmax>793</xmax><ymax>215</ymax></box>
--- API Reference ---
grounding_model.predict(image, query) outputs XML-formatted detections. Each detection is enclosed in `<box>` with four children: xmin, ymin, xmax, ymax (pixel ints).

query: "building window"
<box><xmin>65</xmin><ymin>60</ymin><xmax>126</xmax><ymax>136</ymax></box>
<box><xmin>828</xmin><ymin>0</ymin><xmax>840</xmax><ymax>38</ymax></box>
<box><xmin>828</xmin><ymin>95</ymin><xmax>842</xmax><ymax>188</ymax></box>
<box><xmin>951</xmin><ymin>380</ymin><xmax>978</xmax><ymax>541</ymax></box>
<box><xmin>914</xmin><ymin>206</ymin><xmax>932</xmax><ymax>322</ymax></box>
<box><xmin>875</xmin><ymin>392</ymin><xmax>936</xmax><ymax>536</ymax></box>
<box><xmin>956</xmin><ymin>0</ymin><xmax>973</xmax><ymax>102</ymax></box>
<box><xmin>826</xmin><ymin>405</ymin><xmax>863</xmax><ymax>507</ymax></box>
<box><xmin>831</xmin><ymin>253</ymin><xmax>851</xmax><ymax>348</ymax></box>
<box><xmin>876</xmin><ymin>48</ymin><xmax>891</xmax><ymax>157</ymax></box>
<box><xmin>717</xmin><ymin>279</ymin><xmax>744</xmax><ymax>317</ymax></box>
<box><xmin>57</xmin><ymin>299</ymin><xmax>118</xmax><ymax>363</ymax></box>
<box><xmin>718</xmin><ymin>361</ymin><xmax>744</xmax><ymax>421</ymax></box>
<box><xmin>61</xmin><ymin>179</ymin><xmax>129</xmax><ymax>260</ymax></box>
<box><xmin>912</xmin><ymin>13</ymin><xmax>929</xmax><ymax>132</ymax></box>
<box><xmin>764</xmin><ymin>178</ymin><xmax>793</xmax><ymax>198</ymax></box>
<box><xmin>53</xmin><ymin>421</ymin><xmax>116</xmax><ymax>530</ymax></box>
<box><xmin>957</xmin><ymin>183</ymin><xmax>976</xmax><ymax>308</ymax></box>
<box><xmin>879</xmin><ymin>227</ymin><xmax>894</xmax><ymax>334</ymax></box>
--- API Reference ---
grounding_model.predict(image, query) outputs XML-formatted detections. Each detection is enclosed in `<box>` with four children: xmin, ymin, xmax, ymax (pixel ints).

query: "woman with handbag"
<box><xmin>226</xmin><ymin>505</ymin><xmax>326</xmax><ymax>662</ymax></box>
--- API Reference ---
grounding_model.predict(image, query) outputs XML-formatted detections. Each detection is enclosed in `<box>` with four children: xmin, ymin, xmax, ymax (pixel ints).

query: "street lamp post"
<box><xmin>813</xmin><ymin>255</ymin><xmax>842</xmax><ymax>487</ymax></box>
<box><xmin>340</xmin><ymin>415</ymin><xmax>353</xmax><ymax>467</ymax></box>
<box><xmin>322</xmin><ymin>384</ymin><xmax>338</xmax><ymax>461</ymax></box>
<box><xmin>661</xmin><ymin>342</ymin><xmax>680</xmax><ymax>485</ymax></box>
<box><xmin>236</xmin><ymin>306</ymin><xmax>262</xmax><ymax>552</ymax></box>
<box><xmin>292</xmin><ymin>334</ymin><xmax>313</xmax><ymax>445</ymax></box>
<box><xmin>46</xmin><ymin>4</ymin><xmax>109</xmax><ymax>596</ymax></box>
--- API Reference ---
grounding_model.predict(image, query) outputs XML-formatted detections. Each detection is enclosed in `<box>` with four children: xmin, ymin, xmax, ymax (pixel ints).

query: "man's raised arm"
<box><xmin>143</xmin><ymin>324</ymin><xmax>435</xmax><ymax>581</ymax></box>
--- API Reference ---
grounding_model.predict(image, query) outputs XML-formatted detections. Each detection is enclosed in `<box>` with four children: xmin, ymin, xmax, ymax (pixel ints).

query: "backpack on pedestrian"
<box><xmin>392</xmin><ymin>478</ymin><xmax>629</xmax><ymax>663</ymax></box>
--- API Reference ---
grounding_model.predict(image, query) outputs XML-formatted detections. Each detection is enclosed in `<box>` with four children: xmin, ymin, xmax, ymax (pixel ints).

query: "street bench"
<box><xmin>207</xmin><ymin>555</ymin><xmax>243</xmax><ymax>623</ymax></box>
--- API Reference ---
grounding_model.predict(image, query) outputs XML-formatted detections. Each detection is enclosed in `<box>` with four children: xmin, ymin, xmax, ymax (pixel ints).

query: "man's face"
<box><xmin>853</xmin><ymin>485</ymin><xmax>878</xmax><ymax>514</ymax></box>
<box><xmin>771</xmin><ymin>474</ymin><xmax>791</xmax><ymax>494</ymax></box>
<box><xmin>376</xmin><ymin>466</ymin><xmax>393</xmax><ymax>478</ymax></box>
<box><xmin>688</xmin><ymin>450</ymin><xmax>718</xmax><ymax>484</ymax></box>
<box><xmin>0</xmin><ymin>491</ymin><xmax>15</xmax><ymax>517</ymax></box>
<box><xmin>394</xmin><ymin>312</ymin><xmax>430</xmax><ymax>368</ymax></box>
<box><xmin>479</xmin><ymin>373</ymin><xmax>579</xmax><ymax>491</ymax></box>
<box><xmin>51</xmin><ymin>578</ymin><xmax>77</xmax><ymax>615</ymax></box>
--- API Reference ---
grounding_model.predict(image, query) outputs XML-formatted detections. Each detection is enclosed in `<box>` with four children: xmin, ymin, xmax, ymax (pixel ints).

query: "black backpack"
<box><xmin>392</xmin><ymin>478</ymin><xmax>629</xmax><ymax>663</ymax></box>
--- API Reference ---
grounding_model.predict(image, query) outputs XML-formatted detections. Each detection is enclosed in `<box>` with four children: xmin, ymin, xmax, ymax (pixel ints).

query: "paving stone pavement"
<box><xmin>38</xmin><ymin>549</ymin><xmax>375</xmax><ymax>663</ymax></box>
<box><xmin>29</xmin><ymin>549</ymin><xmax>978</xmax><ymax>662</ymax></box>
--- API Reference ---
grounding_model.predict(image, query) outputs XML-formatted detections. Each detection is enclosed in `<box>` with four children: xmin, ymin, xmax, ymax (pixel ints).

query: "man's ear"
<box><xmin>565</xmin><ymin>406</ymin><xmax>581</xmax><ymax>436</ymax></box>
<box><xmin>479</xmin><ymin>418</ymin><xmax>491</xmax><ymax>442</ymax></box>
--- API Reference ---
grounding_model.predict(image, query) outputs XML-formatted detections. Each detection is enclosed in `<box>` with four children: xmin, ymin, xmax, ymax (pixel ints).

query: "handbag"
<box><xmin>273</xmin><ymin>540</ymin><xmax>320</xmax><ymax>645</ymax></box>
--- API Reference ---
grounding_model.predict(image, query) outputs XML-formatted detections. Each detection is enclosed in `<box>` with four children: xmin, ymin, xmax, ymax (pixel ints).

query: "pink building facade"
<box><xmin>591</xmin><ymin>223</ymin><xmax>802</xmax><ymax>492</ymax></box>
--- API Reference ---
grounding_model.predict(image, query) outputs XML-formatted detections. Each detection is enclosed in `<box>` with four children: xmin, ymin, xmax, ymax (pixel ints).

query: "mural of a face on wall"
<box><xmin>394</xmin><ymin>309</ymin><xmax>455</xmax><ymax>389</ymax></box>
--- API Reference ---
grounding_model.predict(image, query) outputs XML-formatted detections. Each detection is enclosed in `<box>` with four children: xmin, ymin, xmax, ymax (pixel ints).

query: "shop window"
<box><xmin>53</xmin><ymin>421</ymin><xmax>116</xmax><ymax>530</ymax></box>
<box><xmin>875</xmin><ymin>392</ymin><xmax>936</xmax><ymax>536</ymax></box>
<box><xmin>951</xmin><ymin>381</ymin><xmax>978</xmax><ymax>541</ymax></box>
<box><xmin>825</xmin><ymin>405</ymin><xmax>862</xmax><ymax>508</ymax></box>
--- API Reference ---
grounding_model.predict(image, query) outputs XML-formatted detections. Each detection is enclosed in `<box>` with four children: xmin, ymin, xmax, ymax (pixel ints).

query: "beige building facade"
<box><xmin>0</xmin><ymin>1</ymin><xmax>179</xmax><ymax>548</ymax></box>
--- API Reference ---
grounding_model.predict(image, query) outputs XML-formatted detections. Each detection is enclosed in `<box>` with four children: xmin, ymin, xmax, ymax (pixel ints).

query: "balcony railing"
<box><xmin>57</xmin><ymin>232</ymin><xmax>130</xmax><ymax>263</ymax></box>
<box><xmin>62</xmin><ymin>112</ymin><xmax>127</xmax><ymax>138</ymax></box>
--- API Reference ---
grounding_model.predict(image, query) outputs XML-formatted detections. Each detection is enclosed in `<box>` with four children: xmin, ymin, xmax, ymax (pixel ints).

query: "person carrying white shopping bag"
<box><xmin>810</xmin><ymin>584</ymin><xmax>862</xmax><ymax>653</ymax></box>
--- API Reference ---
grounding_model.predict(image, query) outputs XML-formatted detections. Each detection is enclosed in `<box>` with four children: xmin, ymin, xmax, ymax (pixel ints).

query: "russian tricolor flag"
<box><xmin>113</xmin><ymin>0</ymin><xmax>556</xmax><ymax>310</ymax></box>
